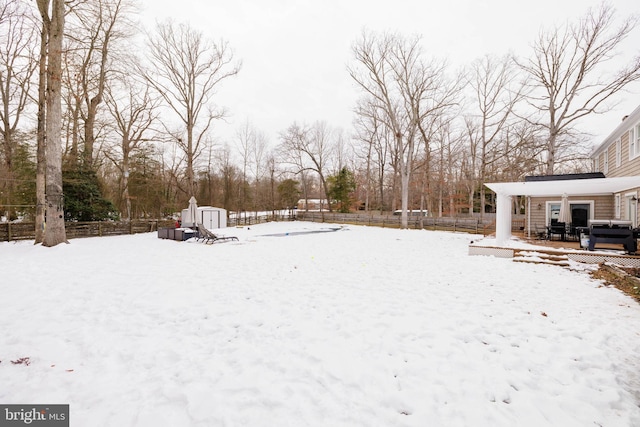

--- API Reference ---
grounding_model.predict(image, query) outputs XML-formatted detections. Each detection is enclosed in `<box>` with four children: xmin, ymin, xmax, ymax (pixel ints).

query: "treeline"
<box><xmin>1</xmin><ymin>0</ymin><xmax>639</xmax><ymax>238</ymax></box>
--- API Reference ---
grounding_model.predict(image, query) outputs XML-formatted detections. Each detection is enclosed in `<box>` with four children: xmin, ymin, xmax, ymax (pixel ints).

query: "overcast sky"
<box><xmin>139</xmin><ymin>0</ymin><xmax>640</xmax><ymax>150</ymax></box>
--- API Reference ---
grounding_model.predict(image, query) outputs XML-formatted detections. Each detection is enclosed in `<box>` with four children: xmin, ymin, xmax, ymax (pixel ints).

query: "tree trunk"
<box><xmin>34</xmin><ymin>0</ymin><xmax>49</xmax><ymax>243</ymax></box>
<box><xmin>122</xmin><ymin>155</ymin><xmax>130</xmax><ymax>221</ymax></box>
<box><xmin>42</xmin><ymin>0</ymin><xmax>67</xmax><ymax>247</ymax></box>
<box><xmin>546</xmin><ymin>125</ymin><xmax>557</xmax><ymax>175</ymax></box>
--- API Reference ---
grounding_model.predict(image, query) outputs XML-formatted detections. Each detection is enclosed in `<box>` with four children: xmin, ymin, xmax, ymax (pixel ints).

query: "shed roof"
<box><xmin>485</xmin><ymin>175</ymin><xmax>640</xmax><ymax>197</ymax></box>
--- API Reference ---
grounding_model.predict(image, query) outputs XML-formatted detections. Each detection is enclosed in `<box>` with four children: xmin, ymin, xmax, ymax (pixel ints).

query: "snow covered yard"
<box><xmin>1</xmin><ymin>221</ymin><xmax>639</xmax><ymax>426</ymax></box>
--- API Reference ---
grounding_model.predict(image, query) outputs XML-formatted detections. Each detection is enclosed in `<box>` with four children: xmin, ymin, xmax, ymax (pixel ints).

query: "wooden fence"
<box><xmin>296</xmin><ymin>212</ymin><xmax>525</xmax><ymax>235</ymax></box>
<box><xmin>228</xmin><ymin>212</ymin><xmax>296</xmax><ymax>227</ymax></box>
<box><xmin>1</xmin><ymin>213</ymin><xmax>525</xmax><ymax>242</ymax></box>
<box><xmin>0</xmin><ymin>219</ymin><xmax>175</xmax><ymax>242</ymax></box>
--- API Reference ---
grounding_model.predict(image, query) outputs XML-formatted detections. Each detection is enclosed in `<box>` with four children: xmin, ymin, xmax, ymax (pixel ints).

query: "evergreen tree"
<box><xmin>63</xmin><ymin>166</ymin><xmax>118</xmax><ymax>221</ymax></box>
<box><xmin>327</xmin><ymin>167</ymin><xmax>356</xmax><ymax>213</ymax></box>
<box><xmin>277</xmin><ymin>179</ymin><xmax>300</xmax><ymax>210</ymax></box>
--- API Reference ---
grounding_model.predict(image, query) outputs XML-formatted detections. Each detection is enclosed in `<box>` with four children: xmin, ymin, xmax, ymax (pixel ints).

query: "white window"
<box><xmin>594</xmin><ymin>156</ymin><xmax>599</xmax><ymax>172</ymax></box>
<box><xmin>615</xmin><ymin>194</ymin><xmax>621</xmax><ymax>219</ymax></box>
<box><xmin>616</xmin><ymin>139</ymin><xmax>621</xmax><ymax>167</ymax></box>
<box><xmin>629</xmin><ymin>123</ymin><xmax>640</xmax><ymax>159</ymax></box>
<box><xmin>603</xmin><ymin>149</ymin><xmax>609</xmax><ymax>174</ymax></box>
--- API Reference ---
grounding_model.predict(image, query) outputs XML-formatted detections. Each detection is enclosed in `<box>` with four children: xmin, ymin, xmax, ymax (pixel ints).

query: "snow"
<box><xmin>1</xmin><ymin>221</ymin><xmax>639</xmax><ymax>426</ymax></box>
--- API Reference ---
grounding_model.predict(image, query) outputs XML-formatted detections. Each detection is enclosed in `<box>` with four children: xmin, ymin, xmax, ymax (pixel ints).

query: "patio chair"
<box><xmin>196</xmin><ymin>223</ymin><xmax>238</xmax><ymax>244</ymax></box>
<box><xmin>533</xmin><ymin>223</ymin><xmax>547</xmax><ymax>240</ymax></box>
<box><xmin>548</xmin><ymin>221</ymin><xmax>566</xmax><ymax>241</ymax></box>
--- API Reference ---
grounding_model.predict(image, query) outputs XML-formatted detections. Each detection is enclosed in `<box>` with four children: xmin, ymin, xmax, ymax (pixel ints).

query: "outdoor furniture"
<box><xmin>547</xmin><ymin>221</ymin><xmax>566</xmax><ymax>241</ymax></box>
<box><xmin>196</xmin><ymin>223</ymin><xmax>238</xmax><ymax>244</ymax></box>
<box><xmin>587</xmin><ymin>220</ymin><xmax>637</xmax><ymax>254</ymax></box>
<box><xmin>158</xmin><ymin>227</ymin><xmax>196</xmax><ymax>241</ymax></box>
<box><xmin>533</xmin><ymin>223</ymin><xmax>548</xmax><ymax>240</ymax></box>
<box><xmin>565</xmin><ymin>224</ymin><xmax>581</xmax><ymax>241</ymax></box>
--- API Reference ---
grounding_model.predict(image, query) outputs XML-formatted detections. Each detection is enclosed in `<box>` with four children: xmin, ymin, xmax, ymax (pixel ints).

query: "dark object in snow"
<box><xmin>11</xmin><ymin>357</ymin><xmax>30</xmax><ymax>366</ymax></box>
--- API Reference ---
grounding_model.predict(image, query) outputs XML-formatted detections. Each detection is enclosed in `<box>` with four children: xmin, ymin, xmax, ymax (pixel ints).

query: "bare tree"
<box><xmin>0</xmin><ymin>0</ymin><xmax>37</xmax><ymax>220</ymax></box>
<box><xmin>432</xmin><ymin>120</ymin><xmax>465</xmax><ymax>217</ymax></box>
<box><xmin>37</xmin><ymin>0</ymin><xmax>66</xmax><ymax>246</ymax></box>
<box><xmin>465</xmin><ymin>54</ymin><xmax>524</xmax><ymax>217</ymax></box>
<box><xmin>235</xmin><ymin>120</ymin><xmax>268</xmax><ymax>215</ymax></box>
<box><xmin>104</xmin><ymin>77</ymin><xmax>159</xmax><ymax>221</ymax></box>
<box><xmin>518</xmin><ymin>3</ymin><xmax>640</xmax><ymax>174</ymax></box>
<box><xmin>349</xmin><ymin>30</ymin><xmax>459</xmax><ymax>228</ymax></box>
<box><xmin>278</xmin><ymin>121</ymin><xmax>335</xmax><ymax>211</ymax></box>
<box><xmin>235</xmin><ymin>120</ymin><xmax>252</xmax><ymax>213</ymax></box>
<box><xmin>251</xmin><ymin>129</ymin><xmax>268</xmax><ymax>210</ymax></box>
<box><xmin>143</xmin><ymin>20</ymin><xmax>240</xmax><ymax>197</ymax></box>
<box><xmin>34</xmin><ymin>0</ymin><xmax>48</xmax><ymax>242</ymax></box>
<box><xmin>63</xmin><ymin>0</ymin><xmax>135</xmax><ymax>167</ymax></box>
<box><xmin>353</xmin><ymin>97</ymin><xmax>390</xmax><ymax>212</ymax></box>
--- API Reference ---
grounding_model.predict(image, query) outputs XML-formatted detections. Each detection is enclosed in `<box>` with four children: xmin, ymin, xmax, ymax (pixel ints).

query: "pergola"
<box><xmin>484</xmin><ymin>176</ymin><xmax>640</xmax><ymax>245</ymax></box>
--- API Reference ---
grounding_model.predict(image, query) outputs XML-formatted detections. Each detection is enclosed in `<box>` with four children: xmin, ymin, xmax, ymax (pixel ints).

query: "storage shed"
<box><xmin>181</xmin><ymin>206</ymin><xmax>227</xmax><ymax>229</ymax></box>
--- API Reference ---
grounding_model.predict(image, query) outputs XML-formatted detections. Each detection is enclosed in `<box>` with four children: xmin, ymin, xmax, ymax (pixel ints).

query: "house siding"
<box><xmin>593</xmin><ymin>107</ymin><xmax>640</xmax><ymax>178</ymax></box>
<box><xmin>618</xmin><ymin>187</ymin><xmax>640</xmax><ymax>227</ymax></box>
<box><xmin>518</xmin><ymin>104</ymin><xmax>640</xmax><ymax>236</ymax></box>
<box><xmin>602</xmin><ymin>130</ymin><xmax>640</xmax><ymax>177</ymax></box>
<box><xmin>527</xmin><ymin>195</ymin><xmax>614</xmax><ymax>233</ymax></box>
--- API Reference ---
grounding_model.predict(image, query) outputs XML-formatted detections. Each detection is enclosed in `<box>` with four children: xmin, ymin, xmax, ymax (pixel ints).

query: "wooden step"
<box><xmin>513</xmin><ymin>257</ymin><xmax>571</xmax><ymax>266</ymax></box>
<box><xmin>513</xmin><ymin>249</ymin><xmax>570</xmax><ymax>267</ymax></box>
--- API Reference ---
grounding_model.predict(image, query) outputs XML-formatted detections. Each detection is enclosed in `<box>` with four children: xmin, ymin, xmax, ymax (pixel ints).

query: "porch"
<box><xmin>470</xmin><ymin>230</ymin><xmax>640</xmax><ymax>268</ymax></box>
<box><xmin>485</xmin><ymin>175</ymin><xmax>640</xmax><ymax>247</ymax></box>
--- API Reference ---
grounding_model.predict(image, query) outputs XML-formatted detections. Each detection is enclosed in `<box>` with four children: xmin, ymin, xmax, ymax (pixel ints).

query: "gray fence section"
<box><xmin>295</xmin><ymin>212</ymin><xmax>526</xmax><ymax>235</ymax></box>
<box><xmin>0</xmin><ymin>219</ymin><xmax>174</xmax><ymax>242</ymax></box>
<box><xmin>1</xmin><ymin>212</ymin><xmax>525</xmax><ymax>241</ymax></box>
<box><xmin>228</xmin><ymin>212</ymin><xmax>296</xmax><ymax>227</ymax></box>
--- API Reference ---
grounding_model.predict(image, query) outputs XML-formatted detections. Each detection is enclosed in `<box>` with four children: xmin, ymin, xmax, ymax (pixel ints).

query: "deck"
<box><xmin>470</xmin><ymin>232</ymin><xmax>640</xmax><ymax>268</ymax></box>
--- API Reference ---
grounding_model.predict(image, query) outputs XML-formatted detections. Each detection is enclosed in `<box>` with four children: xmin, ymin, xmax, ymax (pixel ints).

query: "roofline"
<box><xmin>591</xmin><ymin>103</ymin><xmax>640</xmax><ymax>157</ymax></box>
<box><xmin>485</xmin><ymin>175</ymin><xmax>640</xmax><ymax>197</ymax></box>
<box><xmin>524</xmin><ymin>172</ymin><xmax>605</xmax><ymax>182</ymax></box>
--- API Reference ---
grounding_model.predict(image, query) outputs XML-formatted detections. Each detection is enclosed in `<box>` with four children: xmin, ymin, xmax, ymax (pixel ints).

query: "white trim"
<box><xmin>603</xmin><ymin>149</ymin><xmax>609</xmax><ymax>174</ymax></box>
<box><xmin>545</xmin><ymin>199</ymin><xmax>594</xmax><ymax>225</ymax></box>
<box><xmin>629</xmin><ymin>123</ymin><xmax>640</xmax><ymax>160</ymax></box>
<box><xmin>485</xmin><ymin>176</ymin><xmax>640</xmax><ymax>197</ymax></box>
<box><xmin>589</xmin><ymin>104</ymin><xmax>640</xmax><ymax>158</ymax></box>
<box><xmin>484</xmin><ymin>176</ymin><xmax>640</xmax><ymax>245</ymax></box>
<box><xmin>616</xmin><ymin>138</ymin><xmax>621</xmax><ymax>167</ymax></box>
<box><xmin>615</xmin><ymin>193</ymin><xmax>621</xmax><ymax>219</ymax></box>
<box><xmin>625</xmin><ymin>191</ymin><xmax>638</xmax><ymax>228</ymax></box>
<box><xmin>545</xmin><ymin>201</ymin><xmax>559</xmax><ymax>225</ymax></box>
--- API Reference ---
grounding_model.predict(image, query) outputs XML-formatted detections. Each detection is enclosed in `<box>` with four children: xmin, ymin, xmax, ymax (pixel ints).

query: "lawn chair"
<box><xmin>196</xmin><ymin>223</ymin><xmax>238</xmax><ymax>244</ymax></box>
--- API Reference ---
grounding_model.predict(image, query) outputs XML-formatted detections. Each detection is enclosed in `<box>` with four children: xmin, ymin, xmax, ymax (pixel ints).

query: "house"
<box><xmin>485</xmin><ymin>104</ymin><xmax>640</xmax><ymax>245</ymax></box>
<box><xmin>297</xmin><ymin>198</ymin><xmax>330</xmax><ymax>211</ymax></box>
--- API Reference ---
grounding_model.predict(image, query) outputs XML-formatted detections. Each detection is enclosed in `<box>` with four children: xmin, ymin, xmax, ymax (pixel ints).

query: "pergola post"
<box><xmin>495</xmin><ymin>193</ymin><xmax>512</xmax><ymax>245</ymax></box>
